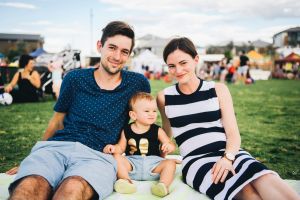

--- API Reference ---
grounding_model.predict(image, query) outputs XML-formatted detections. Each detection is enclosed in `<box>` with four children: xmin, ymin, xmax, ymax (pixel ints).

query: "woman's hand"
<box><xmin>4</xmin><ymin>84</ymin><xmax>13</xmax><ymax>93</ymax></box>
<box><xmin>5</xmin><ymin>166</ymin><xmax>19</xmax><ymax>175</ymax></box>
<box><xmin>211</xmin><ymin>157</ymin><xmax>236</xmax><ymax>184</ymax></box>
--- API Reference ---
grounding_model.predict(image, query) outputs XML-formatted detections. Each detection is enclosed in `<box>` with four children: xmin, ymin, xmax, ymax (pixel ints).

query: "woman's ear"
<box><xmin>194</xmin><ymin>55</ymin><xmax>199</xmax><ymax>63</ymax></box>
<box><xmin>129</xmin><ymin>110</ymin><xmax>136</xmax><ymax>121</ymax></box>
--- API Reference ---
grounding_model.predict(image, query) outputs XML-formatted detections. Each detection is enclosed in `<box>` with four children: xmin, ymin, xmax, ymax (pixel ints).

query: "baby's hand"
<box><xmin>103</xmin><ymin>144</ymin><xmax>115</xmax><ymax>154</ymax></box>
<box><xmin>161</xmin><ymin>142</ymin><xmax>175</xmax><ymax>154</ymax></box>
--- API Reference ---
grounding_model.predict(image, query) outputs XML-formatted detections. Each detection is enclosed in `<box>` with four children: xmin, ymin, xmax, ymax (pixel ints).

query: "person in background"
<box><xmin>157</xmin><ymin>37</ymin><xmax>299</xmax><ymax>200</ymax></box>
<box><xmin>237</xmin><ymin>50</ymin><xmax>249</xmax><ymax>84</ymax></box>
<box><xmin>5</xmin><ymin>54</ymin><xmax>41</xmax><ymax>103</ymax></box>
<box><xmin>47</xmin><ymin>56</ymin><xmax>63</xmax><ymax>99</ymax></box>
<box><xmin>104</xmin><ymin>92</ymin><xmax>178</xmax><ymax>197</ymax></box>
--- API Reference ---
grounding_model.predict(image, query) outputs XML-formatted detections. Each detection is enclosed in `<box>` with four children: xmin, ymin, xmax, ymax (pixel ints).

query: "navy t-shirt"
<box><xmin>48</xmin><ymin>68</ymin><xmax>150</xmax><ymax>151</ymax></box>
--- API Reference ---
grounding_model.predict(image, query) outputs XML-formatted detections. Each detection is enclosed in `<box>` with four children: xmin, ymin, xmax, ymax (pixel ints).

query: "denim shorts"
<box><xmin>127</xmin><ymin>155</ymin><xmax>164</xmax><ymax>181</ymax></box>
<box><xmin>9</xmin><ymin>141</ymin><xmax>117</xmax><ymax>200</ymax></box>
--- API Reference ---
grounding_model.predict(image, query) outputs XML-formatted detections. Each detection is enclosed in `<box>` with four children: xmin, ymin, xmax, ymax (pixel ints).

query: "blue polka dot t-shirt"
<box><xmin>48</xmin><ymin>68</ymin><xmax>150</xmax><ymax>151</ymax></box>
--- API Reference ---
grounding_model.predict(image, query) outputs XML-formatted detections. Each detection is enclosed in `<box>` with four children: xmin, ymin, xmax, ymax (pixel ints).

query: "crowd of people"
<box><xmin>198</xmin><ymin>51</ymin><xmax>254</xmax><ymax>85</ymax></box>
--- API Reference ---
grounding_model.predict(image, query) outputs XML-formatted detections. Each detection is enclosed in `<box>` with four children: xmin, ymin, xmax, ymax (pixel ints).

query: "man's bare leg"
<box><xmin>52</xmin><ymin>176</ymin><xmax>96</xmax><ymax>200</ymax></box>
<box><xmin>9</xmin><ymin>175</ymin><xmax>52</xmax><ymax>200</ymax></box>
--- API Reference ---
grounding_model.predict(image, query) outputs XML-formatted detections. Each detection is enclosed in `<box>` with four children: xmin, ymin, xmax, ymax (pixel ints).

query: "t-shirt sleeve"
<box><xmin>140</xmin><ymin>75</ymin><xmax>151</xmax><ymax>93</ymax></box>
<box><xmin>54</xmin><ymin>72</ymin><xmax>75</xmax><ymax>113</ymax></box>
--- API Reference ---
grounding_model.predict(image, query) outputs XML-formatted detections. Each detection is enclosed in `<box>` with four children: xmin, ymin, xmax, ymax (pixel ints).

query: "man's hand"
<box><xmin>103</xmin><ymin>144</ymin><xmax>115</xmax><ymax>154</ymax></box>
<box><xmin>5</xmin><ymin>166</ymin><xmax>19</xmax><ymax>175</ymax></box>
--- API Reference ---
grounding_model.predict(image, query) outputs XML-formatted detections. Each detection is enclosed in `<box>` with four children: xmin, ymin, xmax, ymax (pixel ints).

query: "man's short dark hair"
<box><xmin>19</xmin><ymin>54</ymin><xmax>34</xmax><ymax>68</ymax></box>
<box><xmin>101</xmin><ymin>21</ymin><xmax>135</xmax><ymax>53</ymax></box>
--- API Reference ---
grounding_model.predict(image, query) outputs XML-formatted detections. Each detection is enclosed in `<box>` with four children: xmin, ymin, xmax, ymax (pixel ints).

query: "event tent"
<box><xmin>0</xmin><ymin>53</ymin><xmax>5</xmax><ymax>59</ymax></box>
<box><xmin>29</xmin><ymin>48</ymin><xmax>47</xmax><ymax>58</ymax></box>
<box><xmin>247</xmin><ymin>50</ymin><xmax>263</xmax><ymax>60</ymax></box>
<box><xmin>131</xmin><ymin>49</ymin><xmax>165</xmax><ymax>73</ymax></box>
<box><xmin>275</xmin><ymin>52</ymin><xmax>300</xmax><ymax>63</ymax></box>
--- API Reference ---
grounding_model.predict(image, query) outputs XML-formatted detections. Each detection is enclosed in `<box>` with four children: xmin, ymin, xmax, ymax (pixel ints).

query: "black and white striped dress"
<box><xmin>164</xmin><ymin>80</ymin><xmax>276</xmax><ymax>200</ymax></box>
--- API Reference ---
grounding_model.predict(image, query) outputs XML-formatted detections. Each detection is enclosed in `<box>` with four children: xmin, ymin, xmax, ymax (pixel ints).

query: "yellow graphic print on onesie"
<box><xmin>127</xmin><ymin>138</ymin><xmax>149</xmax><ymax>156</ymax></box>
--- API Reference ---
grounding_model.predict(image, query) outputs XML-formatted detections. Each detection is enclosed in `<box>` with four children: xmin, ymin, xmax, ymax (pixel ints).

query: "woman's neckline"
<box><xmin>175</xmin><ymin>78</ymin><xmax>203</xmax><ymax>96</ymax></box>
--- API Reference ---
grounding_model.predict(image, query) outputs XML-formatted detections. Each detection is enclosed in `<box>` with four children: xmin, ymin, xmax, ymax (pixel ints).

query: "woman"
<box><xmin>5</xmin><ymin>54</ymin><xmax>41</xmax><ymax>103</ymax></box>
<box><xmin>157</xmin><ymin>37</ymin><xmax>299</xmax><ymax>200</ymax></box>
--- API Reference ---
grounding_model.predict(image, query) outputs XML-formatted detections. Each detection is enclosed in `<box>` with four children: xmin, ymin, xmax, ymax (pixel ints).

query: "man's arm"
<box><xmin>42</xmin><ymin>112</ymin><xmax>66</xmax><ymax>140</ymax></box>
<box><xmin>6</xmin><ymin>111</ymin><xmax>66</xmax><ymax>175</ymax></box>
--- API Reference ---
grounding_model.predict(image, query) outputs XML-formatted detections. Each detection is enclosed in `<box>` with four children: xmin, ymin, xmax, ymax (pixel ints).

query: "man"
<box><xmin>237</xmin><ymin>50</ymin><xmax>249</xmax><ymax>83</ymax></box>
<box><xmin>8</xmin><ymin>21</ymin><xmax>150</xmax><ymax>200</ymax></box>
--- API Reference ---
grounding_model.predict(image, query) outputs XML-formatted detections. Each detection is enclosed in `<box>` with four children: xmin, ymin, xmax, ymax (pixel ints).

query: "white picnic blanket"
<box><xmin>1</xmin><ymin>155</ymin><xmax>299</xmax><ymax>200</ymax></box>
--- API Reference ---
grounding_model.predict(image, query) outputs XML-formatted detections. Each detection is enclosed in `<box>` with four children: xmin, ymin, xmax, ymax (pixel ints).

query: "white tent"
<box><xmin>132</xmin><ymin>50</ymin><xmax>165</xmax><ymax>73</ymax></box>
<box><xmin>199</xmin><ymin>54</ymin><xmax>225</xmax><ymax>62</ymax></box>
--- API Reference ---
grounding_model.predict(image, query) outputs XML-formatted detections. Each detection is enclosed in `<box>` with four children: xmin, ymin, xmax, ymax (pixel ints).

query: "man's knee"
<box><xmin>60</xmin><ymin>176</ymin><xmax>95</xmax><ymax>194</ymax></box>
<box><xmin>55</xmin><ymin>176</ymin><xmax>96</xmax><ymax>200</ymax></box>
<box><xmin>9</xmin><ymin>175</ymin><xmax>52</xmax><ymax>197</ymax></box>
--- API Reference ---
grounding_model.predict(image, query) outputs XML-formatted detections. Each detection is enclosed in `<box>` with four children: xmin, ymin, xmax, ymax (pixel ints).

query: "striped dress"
<box><xmin>164</xmin><ymin>80</ymin><xmax>276</xmax><ymax>200</ymax></box>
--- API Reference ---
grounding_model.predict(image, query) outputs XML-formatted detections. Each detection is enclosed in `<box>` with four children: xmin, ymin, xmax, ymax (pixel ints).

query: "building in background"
<box><xmin>273</xmin><ymin>27</ymin><xmax>300</xmax><ymax>48</ymax></box>
<box><xmin>0</xmin><ymin>33</ymin><xmax>44</xmax><ymax>56</ymax></box>
<box><xmin>134</xmin><ymin>34</ymin><xmax>169</xmax><ymax>57</ymax></box>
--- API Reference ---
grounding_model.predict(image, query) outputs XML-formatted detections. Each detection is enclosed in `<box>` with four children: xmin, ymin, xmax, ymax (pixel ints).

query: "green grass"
<box><xmin>0</xmin><ymin>79</ymin><xmax>299</xmax><ymax>179</ymax></box>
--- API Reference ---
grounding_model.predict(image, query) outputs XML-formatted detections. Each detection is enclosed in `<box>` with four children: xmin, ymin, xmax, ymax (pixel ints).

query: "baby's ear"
<box><xmin>129</xmin><ymin>110</ymin><xmax>136</xmax><ymax>121</ymax></box>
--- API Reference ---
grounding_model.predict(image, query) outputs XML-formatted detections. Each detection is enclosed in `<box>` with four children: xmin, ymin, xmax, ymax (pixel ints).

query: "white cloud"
<box><xmin>21</xmin><ymin>20</ymin><xmax>52</xmax><ymax>26</ymax></box>
<box><xmin>0</xmin><ymin>2</ymin><xmax>37</xmax><ymax>9</ymax></box>
<box><xmin>99</xmin><ymin>0</ymin><xmax>300</xmax><ymax>19</ymax></box>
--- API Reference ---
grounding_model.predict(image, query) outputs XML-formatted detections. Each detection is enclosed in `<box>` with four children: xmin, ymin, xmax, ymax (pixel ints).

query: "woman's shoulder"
<box><xmin>214</xmin><ymin>82</ymin><xmax>230</xmax><ymax>97</ymax></box>
<box><xmin>161</xmin><ymin>84</ymin><xmax>177</xmax><ymax>95</ymax></box>
<box><xmin>32</xmin><ymin>70</ymin><xmax>41</xmax><ymax>76</ymax></box>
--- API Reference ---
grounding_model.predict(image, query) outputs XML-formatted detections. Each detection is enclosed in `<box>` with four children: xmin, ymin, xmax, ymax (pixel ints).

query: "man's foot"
<box><xmin>151</xmin><ymin>182</ymin><xmax>169</xmax><ymax>197</ymax></box>
<box><xmin>114</xmin><ymin>179</ymin><xmax>136</xmax><ymax>194</ymax></box>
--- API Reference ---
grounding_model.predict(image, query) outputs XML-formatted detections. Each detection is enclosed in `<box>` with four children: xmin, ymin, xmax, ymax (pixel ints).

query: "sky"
<box><xmin>1</xmin><ymin>0</ymin><xmax>300</xmax><ymax>57</ymax></box>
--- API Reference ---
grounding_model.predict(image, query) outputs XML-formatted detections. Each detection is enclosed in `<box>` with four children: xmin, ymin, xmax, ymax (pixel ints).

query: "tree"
<box><xmin>6</xmin><ymin>41</ymin><xmax>27</xmax><ymax>62</ymax></box>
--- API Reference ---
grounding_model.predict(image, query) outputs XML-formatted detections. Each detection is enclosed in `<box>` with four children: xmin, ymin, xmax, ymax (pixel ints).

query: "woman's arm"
<box><xmin>211</xmin><ymin>83</ymin><xmax>241</xmax><ymax>184</ymax></box>
<box><xmin>28</xmin><ymin>71</ymin><xmax>41</xmax><ymax>88</ymax></box>
<box><xmin>215</xmin><ymin>83</ymin><xmax>241</xmax><ymax>155</ymax></box>
<box><xmin>157</xmin><ymin>90</ymin><xmax>173</xmax><ymax>137</ymax></box>
<box><xmin>4</xmin><ymin>72</ymin><xmax>19</xmax><ymax>92</ymax></box>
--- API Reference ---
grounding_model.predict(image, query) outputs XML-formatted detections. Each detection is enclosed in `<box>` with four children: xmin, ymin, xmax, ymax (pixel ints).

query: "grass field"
<box><xmin>0</xmin><ymin>79</ymin><xmax>299</xmax><ymax>179</ymax></box>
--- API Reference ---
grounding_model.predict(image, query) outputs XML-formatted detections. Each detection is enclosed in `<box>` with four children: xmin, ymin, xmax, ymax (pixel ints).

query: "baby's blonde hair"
<box><xmin>129</xmin><ymin>92</ymin><xmax>154</xmax><ymax>111</ymax></box>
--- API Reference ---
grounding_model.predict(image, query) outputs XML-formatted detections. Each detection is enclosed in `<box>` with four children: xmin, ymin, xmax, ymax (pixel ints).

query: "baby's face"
<box><xmin>132</xmin><ymin>99</ymin><xmax>157</xmax><ymax>125</ymax></box>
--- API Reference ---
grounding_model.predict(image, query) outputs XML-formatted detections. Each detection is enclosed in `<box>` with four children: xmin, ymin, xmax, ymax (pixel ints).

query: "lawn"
<box><xmin>0</xmin><ymin>79</ymin><xmax>299</xmax><ymax>179</ymax></box>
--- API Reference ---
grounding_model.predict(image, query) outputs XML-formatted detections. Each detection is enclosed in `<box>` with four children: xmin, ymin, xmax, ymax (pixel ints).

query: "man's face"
<box><xmin>98</xmin><ymin>35</ymin><xmax>132</xmax><ymax>75</ymax></box>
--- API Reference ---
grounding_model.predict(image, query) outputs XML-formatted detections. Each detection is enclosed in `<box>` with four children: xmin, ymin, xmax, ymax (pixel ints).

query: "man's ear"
<box><xmin>129</xmin><ymin>111</ymin><xmax>136</xmax><ymax>121</ymax></box>
<box><xmin>97</xmin><ymin>40</ymin><xmax>102</xmax><ymax>53</ymax></box>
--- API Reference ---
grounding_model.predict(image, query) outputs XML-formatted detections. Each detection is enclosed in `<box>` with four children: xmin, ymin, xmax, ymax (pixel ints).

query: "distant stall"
<box><xmin>273</xmin><ymin>52</ymin><xmax>300</xmax><ymax>79</ymax></box>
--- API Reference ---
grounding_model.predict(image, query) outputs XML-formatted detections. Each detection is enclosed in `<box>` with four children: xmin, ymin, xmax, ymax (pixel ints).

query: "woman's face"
<box><xmin>166</xmin><ymin>49</ymin><xmax>198</xmax><ymax>84</ymax></box>
<box><xmin>26</xmin><ymin>59</ymin><xmax>35</xmax><ymax>71</ymax></box>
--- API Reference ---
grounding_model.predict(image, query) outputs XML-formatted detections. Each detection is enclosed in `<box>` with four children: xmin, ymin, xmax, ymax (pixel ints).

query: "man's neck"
<box><xmin>94</xmin><ymin>66</ymin><xmax>122</xmax><ymax>90</ymax></box>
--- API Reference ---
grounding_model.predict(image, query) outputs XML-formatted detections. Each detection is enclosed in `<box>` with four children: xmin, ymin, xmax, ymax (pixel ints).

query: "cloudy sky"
<box><xmin>1</xmin><ymin>0</ymin><xmax>299</xmax><ymax>56</ymax></box>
